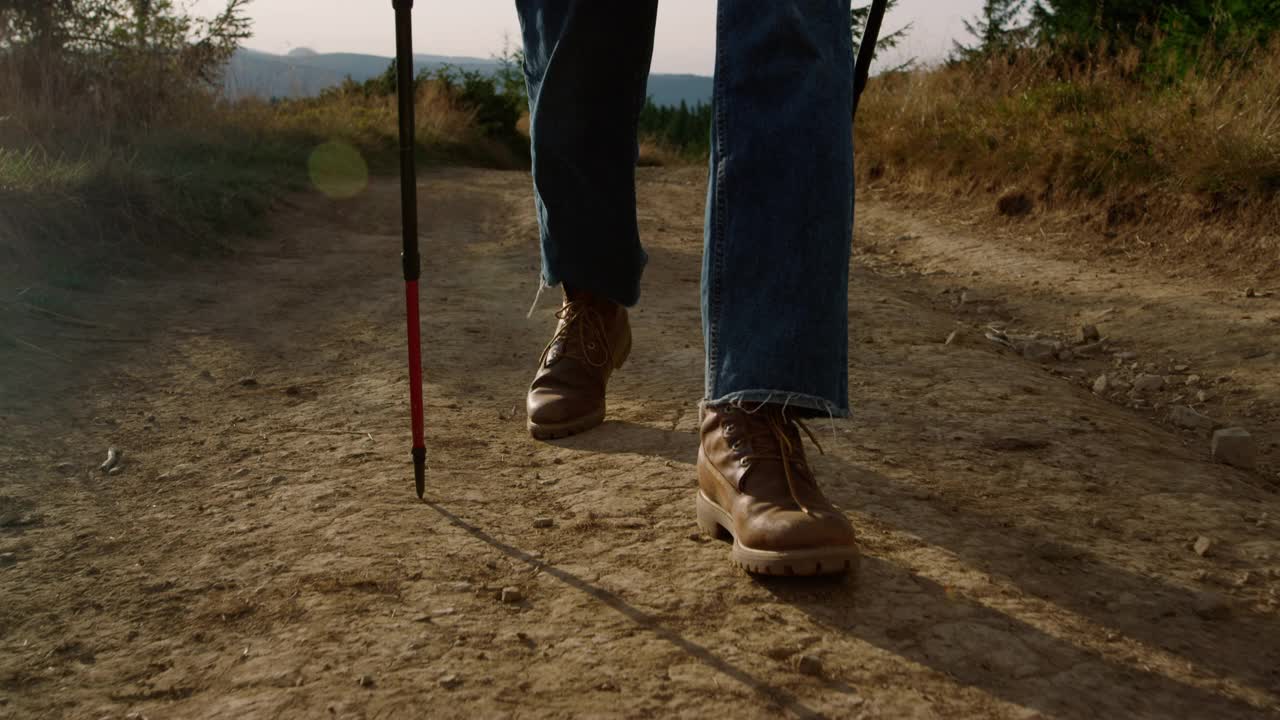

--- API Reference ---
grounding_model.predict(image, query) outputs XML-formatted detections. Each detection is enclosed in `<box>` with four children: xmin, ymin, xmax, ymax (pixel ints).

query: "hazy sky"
<box><xmin>192</xmin><ymin>1</ymin><xmax>984</xmax><ymax>73</ymax></box>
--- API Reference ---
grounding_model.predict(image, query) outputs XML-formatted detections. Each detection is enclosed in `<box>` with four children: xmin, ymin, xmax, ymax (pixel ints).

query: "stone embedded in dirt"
<box><xmin>532</xmin><ymin>518</ymin><xmax>554</xmax><ymax>529</ymax></box>
<box><xmin>99</xmin><ymin>447</ymin><xmax>121</xmax><ymax>473</ymax></box>
<box><xmin>501</xmin><ymin>587</ymin><xmax>523</xmax><ymax>604</ymax></box>
<box><xmin>1075</xmin><ymin>340</ymin><xmax>1105</xmax><ymax>357</ymax></box>
<box><xmin>1170</xmin><ymin>406</ymin><xmax>1216</xmax><ymax>433</ymax></box>
<box><xmin>55</xmin><ymin>461</ymin><xmax>76</xmax><ymax>473</ymax></box>
<box><xmin>1193</xmin><ymin>536</ymin><xmax>1213</xmax><ymax>557</ymax></box>
<box><xmin>1196</xmin><ymin>390</ymin><xmax>1211</xmax><ymax>404</ymax></box>
<box><xmin>1185</xmin><ymin>374</ymin><xmax>1201</xmax><ymax>386</ymax></box>
<box><xmin>996</xmin><ymin>190</ymin><xmax>1034</xmax><ymax>217</ymax></box>
<box><xmin>1212</xmin><ymin>428</ymin><xmax>1257</xmax><ymax>470</ymax></box>
<box><xmin>1034</xmin><ymin>541</ymin><xmax>1083</xmax><ymax>562</ymax></box>
<box><xmin>1131</xmin><ymin>374</ymin><xmax>1165</xmax><ymax>393</ymax></box>
<box><xmin>1173</xmin><ymin>364</ymin><xmax>1190</xmax><ymax>373</ymax></box>
<box><xmin>1092</xmin><ymin>374</ymin><xmax>1110</xmax><ymax>394</ymax></box>
<box><xmin>438</xmin><ymin>674</ymin><xmax>463</xmax><ymax>690</ymax></box>
<box><xmin>239</xmin><ymin>377</ymin><xmax>258</xmax><ymax>388</ymax></box>
<box><xmin>794</xmin><ymin>654</ymin><xmax>823</xmax><ymax>677</ymax></box>
<box><xmin>982</xmin><ymin>436</ymin><xmax>1051</xmax><ymax>452</ymax></box>
<box><xmin>357</xmin><ymin>674</ymin><xmax>375</xmax><ymax>688</ymax></box>
<box><xmin>1021</xmin><ymin>340</ymin><xmax>1057</xmax><ymax>363</ymax></box>
<box><xmin>1081</xmin><ymin>324</ymin><xmax>1101</xmax><ymax>343</ymax></box>
<box><xmin>285</xmin><ymin>386</ymin><xmax>302</xmax><ymax>396</ymax></box>
<box><xmin>107</xmin><ymin>466</ymin><xmax>123</xmax><ymax>476</ymax></box>
<box><xmin>1192</xmin><ymin>592</ymin><xmax>1231</xmax><ymax>620</ymax></box>
<box><xmin>1115</xmin><ymin>351</ymin><xmax>1138</xmax><ymax>361</ymax></box>
<box><xmin>1245</xmin><ymin>287</ymin><xmax>1257</xmax><ymax>298</ymax></box>
<box><xmin>1057</xmin><ymin>349</ymin><xmax>1075</xmax><ymax>362</ymax></box>
<box><xmin>270</xmin><ymin>475</ymin><xmax>286</xmax><ymax>484</ymax></box>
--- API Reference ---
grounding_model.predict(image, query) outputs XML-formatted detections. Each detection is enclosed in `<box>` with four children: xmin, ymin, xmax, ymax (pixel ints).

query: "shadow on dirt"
<box><xmin>423</xmin><ymin>498</ymin><xmax>841</xmax><ymax>719</ymax></box>
<box><xmin>552</xmin><ymin>423</ymin><xmax>1279</xmax><ymax>717</ymax></box>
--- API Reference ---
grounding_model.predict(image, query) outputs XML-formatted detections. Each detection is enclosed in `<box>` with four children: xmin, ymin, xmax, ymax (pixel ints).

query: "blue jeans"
<box><xmin>518</xmin><ymin>0</ymin><xmax>854</xmax><ymax>417</ymax></box>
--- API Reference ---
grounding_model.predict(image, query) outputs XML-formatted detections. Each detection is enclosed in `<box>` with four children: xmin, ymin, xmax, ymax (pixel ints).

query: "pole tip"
<box><xmin>413</xmin><ymin>446</ymin><xmax>426</xmax><ymax>498</ymax></box>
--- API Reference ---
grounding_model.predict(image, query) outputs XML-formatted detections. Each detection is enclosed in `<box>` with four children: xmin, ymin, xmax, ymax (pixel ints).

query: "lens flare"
<box><xmin>308</xmin><ymin>141</ymin><xmax>369</xmax><ymax>200</ymax></box>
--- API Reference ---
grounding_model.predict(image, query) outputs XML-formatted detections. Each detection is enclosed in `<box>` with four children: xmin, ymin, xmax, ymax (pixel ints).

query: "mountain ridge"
<box><xmin>223</xmin><ymin>48</ymin><xmax>713</xmax><ymax>108</ymax></box>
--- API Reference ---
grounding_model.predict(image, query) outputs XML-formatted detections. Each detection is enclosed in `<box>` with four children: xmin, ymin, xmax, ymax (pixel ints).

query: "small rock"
<box><xmin>1193</xmin><ymin>536</ymin><xmax>1213</xmax><ymax>557</ymax></box>
<box><xmin>270</xmin><ymin>475</ymin><xmax>286</xmax><ymax>484</ymax></box>
<box><xmin>1173</xmin><ymin>364</ymin><xmax>1190</xmax><ymax>373</ymax></box>
<box><xmin>285</xmin><ymin>386</ymin><xmax>302</xmax><ymax>396</ymax></box>
<box><xmin>1092</xmin><ymin>375</ymin><xmax>1109</xmax><ymax>394</ymax></box>
<box><xmin>532</xmin><ymin>518</ymin><xmax>554</xmax><ymax>529</ymax></box>
<box><xmin>1081</xmin><ymin>324</ymin><xmax>1101</xmax><ymax>343</ymax></box>
<box><xmin>1075</xmin><ymin>340</ymin><xmax>1106</xmax><ymax>356</ymax></box>
<box><xmin>1245</xmin><ymin>287</ymin><xmax>1257</xmax><ymax>298</ymax></box>
<box><xmin>238</xmin><ymin>377</ymin><xmax>259</xmax><ymax>388</ymax></box>
<box><xmin>1192</xmin><ymin>592</ymin><xmax>1230</xmax><ymax>620</ymax></box>
<box><xmin>1196</xmin><ymin>390</ymin><xmax>1211</xmax><ymax>403</ymax></box>
<box><xmin>107</xmin><ymin>466</ymin><xmax>122</xmax><ymax>476</ymax></box>
<box><xmin>1170</xmin><ymin>406</ymin><xmax>1216</xmax><ymax>433</ymax></box>
<box><xmin>1115</xmin><ymin>351</ymin><xmax>1138</xmax><ymax>361</ymax></box>
<box><xmin>1021</xmin><ymin>340</ymin><xmax>1057</xmax><ymax>363</ymax></box>
<box><xmin>98</xmin><ymin>447</ymin><xmax>121</xmax><ymax>473</ymax></box>
<box><xmin>1212</xmin><ymin>427</ymin><xmax>1257</xmax><ymax>469</ymax></box>
<box><xmin>501</xmin><ymin>587</ymin><xmax>523</xmax><ymax>604</ymax></box>
<box><xmin>1132</xmin><ymin>374</ymin><xmax>1165</xmax><ymax>393</ymax></box>
<box><xmin>55</xmin><ymin>461</ymin><xmax>76</xmax><ymax>473</ymax></box>
<box><xmin>357</xmin><ymin>674</ymin><xmax>375</xmax><ymax>688</ymax></box>
<box><xmin>1185</xmin><ymin>374</ymin><xmax>1201</xmax><ymax>386</ymax></box>
<box><xmin>438</xmin><ymin>674</ymin><xmax>463</xmax><ymax>689</ymax></box>
<box><xmin>1056</xmin><ymin>349</ymin><xmax>1075</xmax><ymax>362</ymax></box>
<box><xmin>795</xmin><ymin>654</ymin><xmax>823</xmax><ymax>677</ymax></box>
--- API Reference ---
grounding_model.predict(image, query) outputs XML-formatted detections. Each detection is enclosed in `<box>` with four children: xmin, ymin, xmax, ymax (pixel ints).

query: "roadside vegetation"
<box><xmin>856</xmin><ymin>1</ymin><xmax>1280</xmax><ymax>270</ymax></box>
<box><xmin>0</xmin><ymin>1</ymin><xmax>527</xmax><ymax>294</ymax></box>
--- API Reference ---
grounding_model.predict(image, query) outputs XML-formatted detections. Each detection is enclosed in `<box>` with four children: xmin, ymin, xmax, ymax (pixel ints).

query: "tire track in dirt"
<box><xmin>1</xmin><ymin>167</ymin><xmax>1277</xmax><ymax>719</ymax></box>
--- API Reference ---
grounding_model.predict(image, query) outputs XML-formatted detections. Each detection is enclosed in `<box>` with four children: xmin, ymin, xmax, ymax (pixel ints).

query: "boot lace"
<box><xmin>725</xmin><ymin>406</ymin><xmax>825</xmax><ymax>515</ymax></box>
<box><xmin>539</xmin><ymin>300</ymin><xmax>613</xmax><ymax>369</ymax></box>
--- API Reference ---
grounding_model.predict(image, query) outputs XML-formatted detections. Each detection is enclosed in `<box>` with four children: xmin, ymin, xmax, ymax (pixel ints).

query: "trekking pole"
<box><xmin>852</xmin><ymin>0</ymin><xmax>888</xmax><ymax>119</ymax></box>
<box><xmin>393</xmin><ymin>0</ymin><xmax>426</xmax><ymax>498</ymax></box>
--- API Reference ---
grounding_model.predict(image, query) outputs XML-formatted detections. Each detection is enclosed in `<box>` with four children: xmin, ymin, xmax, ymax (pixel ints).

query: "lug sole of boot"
<box><xmin>527</xmin><ymin>406</ymin><xmax>607</xmax><ymax>440</ymax></box>
<box><xmin>695</xmin><ymin>491</ymin><xmax>859</xmax><ymax>577</ymax></box>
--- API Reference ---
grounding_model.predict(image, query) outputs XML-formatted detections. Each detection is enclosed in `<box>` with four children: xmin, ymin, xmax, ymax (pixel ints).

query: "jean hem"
<box><xmin>702</xmin><ymin>390</ymin><xmax>849</xmax><ymax>419</ymax></box>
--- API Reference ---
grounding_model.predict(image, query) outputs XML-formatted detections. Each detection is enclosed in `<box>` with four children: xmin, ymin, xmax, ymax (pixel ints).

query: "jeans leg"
<box><xmin>516</xmin><ymin>0</ymin><xmax>658</xmax><ymax>307</ymax></box>
<box><xmin>702</xmin><ymin>0</ymin><xmax>855</xmax><ymax>416</ymax></box>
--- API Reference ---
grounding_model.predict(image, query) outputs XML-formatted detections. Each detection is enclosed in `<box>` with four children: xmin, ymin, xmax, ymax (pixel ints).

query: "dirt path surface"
<box><xmin>3</xmin><ymin>167</ymin><xmax>1279</xmax><ymax>719</ymax></box>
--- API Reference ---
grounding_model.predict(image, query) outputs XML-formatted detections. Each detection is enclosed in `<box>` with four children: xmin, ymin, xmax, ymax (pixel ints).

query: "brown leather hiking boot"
<box><xmin>526</xmin><ymin>288</ymin><xmax>632</xmax><ymax>440</ymax></box>
<box><xmin>696</xmin><ymin>404</ymin><xmax>859</xmax><ymax>576</ymax></box>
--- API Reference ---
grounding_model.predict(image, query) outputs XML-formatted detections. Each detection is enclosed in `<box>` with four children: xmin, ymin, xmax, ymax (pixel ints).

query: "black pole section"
<box><xmin>393</xmin><ymin>0</ymin><xmax>426</xmax><ymax>498</ymax></box>
<box><xmin>852</xmin><ymin>0</ymin><xmax>888</xmax><ymax>120</ymax></box>
<box><xmin>394</xmin><ymin>0</ymin><xmax>419</xmax><ymax>283</ymax></box>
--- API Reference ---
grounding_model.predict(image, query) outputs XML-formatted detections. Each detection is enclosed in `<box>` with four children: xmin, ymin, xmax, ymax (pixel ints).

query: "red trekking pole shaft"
<box><xmin>393</xmin><ymin>0</ymin><xmax>426</xmax><ymax>498</ymax></box>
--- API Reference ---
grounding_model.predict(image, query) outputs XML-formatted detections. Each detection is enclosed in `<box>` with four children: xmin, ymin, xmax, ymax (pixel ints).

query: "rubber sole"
<box><xmin>696</xmin><ymin>492</ymin><xmax>859</xmax><ymax>577</ymax></box>
<box><xmin>527</xmin><ymin>405</ymin><xmax>606</xmax><ymax>440</ymax></box>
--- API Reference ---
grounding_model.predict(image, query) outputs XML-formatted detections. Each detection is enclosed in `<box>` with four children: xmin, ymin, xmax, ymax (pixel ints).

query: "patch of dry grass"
<box><xmin>855</xmin><ymin>42</ymin><xmax>1280</xmax><ymax>274</ymax></box>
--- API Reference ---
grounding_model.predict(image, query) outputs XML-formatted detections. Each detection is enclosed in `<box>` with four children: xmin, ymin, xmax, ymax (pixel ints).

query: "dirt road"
<box><xmin>2</xmin><ymin>167</ymin><xmax>1278</xmax><ymax>719</ymax></box>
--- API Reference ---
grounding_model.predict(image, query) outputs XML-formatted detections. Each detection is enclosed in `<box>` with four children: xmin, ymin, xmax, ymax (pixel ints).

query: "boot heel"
<box><xmin>613</xmin><ymin>329</ymin><xmax>632</xmax><ymax>369</ymax></box>
<box><xmin>695</xmin><ymin>492</ymin><xmax>732</xmax><ymax>541</ymax></box>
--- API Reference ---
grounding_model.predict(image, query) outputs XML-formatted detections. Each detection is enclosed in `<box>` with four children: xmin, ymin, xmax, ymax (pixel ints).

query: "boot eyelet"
<box><xmin>587</xmin><ymin>342</ymin><xmax>597</xmax><ymax>350</ymax></box>
<box><xmin>739</xmin><ymin>457</ymin><xmax>751</xmax><ymax>467</ymax></box>
<box><xmin>731</xmin><ymin>441</ymin><xmax>742</xmax><ymax>451</ymax></box>
<box><xmin>724</xmin><ymin>423</ymin><xmax>736</xmax><ymax>435</ymax></box>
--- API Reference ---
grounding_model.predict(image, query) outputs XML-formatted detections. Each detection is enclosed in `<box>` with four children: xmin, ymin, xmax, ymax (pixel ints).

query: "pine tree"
<box><xmin>952</xmin><ymin>0</ymin><xmax>1032</xmax><ymax>61</ymax></box>
<box><xmin>851</xmin><ymin>0</ymin><xmax>914</xmax><ymax>70</ymax></box>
